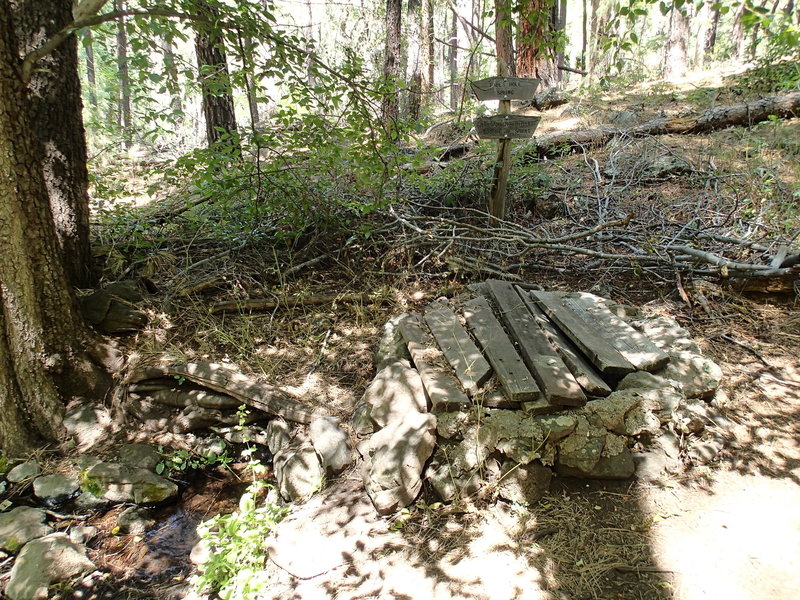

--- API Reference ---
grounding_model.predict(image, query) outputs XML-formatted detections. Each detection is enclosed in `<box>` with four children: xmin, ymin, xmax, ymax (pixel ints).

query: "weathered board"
<box><xmin>516</xmin><ymin>289</ymin><xmax>612</xmax><ymax>397</ymax></box>
<box><xmin>474</xmin><ymin>115</ymin><xmax>541</xmax><ymax>139</ymax></box>
<box><xmin>530</xmin><ymin>290</ymin><xmax>636</xmax><ymax>378</ymax></box>
<box><xmin>424</xmin><ymin>306</ymin><xmax>492</xmax><ymax>395</ymax></box>
<box><xmin>470</xmin><ymin>76</ymin><xmax>540</xmax><ymax>101</ymax></box>
<box><xmin>462</xmin><ymin>296</ymin><xmax>540</xmax><ymax>403</ymax></box>
<box><xmin>486</xmin><ymin>280</ymin><xmax>586</xmax><ymax>406</ymax></box>
<box><xmin>397</xmin><ymin>314</ymin><xmax>472</xmax><ymax>412</ymax></box>
<box><xmin>560</xmin><ymin>293</ymin><xmax>670</xmax><ymax>372</ymax></box>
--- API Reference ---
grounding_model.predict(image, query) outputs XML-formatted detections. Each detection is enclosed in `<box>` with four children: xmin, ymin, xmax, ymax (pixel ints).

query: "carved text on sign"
<box><xmin>474</xmin><ymin>115</ymin><xmax>541</xmax><ymax>139</ymax></box>
<box><xmin>470</xmin><ymin>76</ymin><xmax>540</xmax><ymax>101</ymax></box>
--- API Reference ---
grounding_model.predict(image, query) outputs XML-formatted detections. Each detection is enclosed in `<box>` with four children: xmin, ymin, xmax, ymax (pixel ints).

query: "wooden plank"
<box><xmin>424</xmin><ymin>307</ymin><xmax>492</xmax><ymax>395</ymax></box>
<box><xmin>462</xmin><ymin>296</ymin><xmax>540</xmax><ymax>403</ymax></box>
<box><xmin>474</xmin><ymin>115</ymin><xmax>541</xmax><ymax>139</ymax></box>
<box><xmin>560</xmin><ymin>293</ymin><xmax>670</xmax><ymax>372</ymax></box>
<box><xmin>396</xmin><ymin>314</ymin><xmax>472</xmax><ymax>412</ymax></box>
<box><xmin>516</xmin><ymin>288</ymin><xmax>612</xmax><ymax>396</ymax></box>
<box><xmin>530</xmin><ymin>291</ymin><xmax>635</xmax><ymax>377</ymax></box>
<box><xmin>486</xmin><ymin>280</ymin><xmax>586</xmax><ymax>406</ymax></box>
<box><xmin>470</xmin><ymin>76</ymin><xmax>540</xmax><ymax>101</ymax></box>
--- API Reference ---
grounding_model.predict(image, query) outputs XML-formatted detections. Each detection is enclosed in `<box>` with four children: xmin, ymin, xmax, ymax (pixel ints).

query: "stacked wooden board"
<box><xmin>394</xmin><ymin>280</ymin><xmax>670</xmax><ymax>413</ymax></box>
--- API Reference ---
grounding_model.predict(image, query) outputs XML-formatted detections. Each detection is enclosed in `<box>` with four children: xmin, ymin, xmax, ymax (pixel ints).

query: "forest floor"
<box><xmin>4</xmin><ymin>64</ymin><xmax>800</xmax><ymax>600</ymax></box>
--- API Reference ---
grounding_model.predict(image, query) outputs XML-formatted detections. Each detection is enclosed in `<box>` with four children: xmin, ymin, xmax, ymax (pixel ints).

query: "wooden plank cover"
<box><xmin>462</xmin><ymin>296</ymin><xmax>540</xmax><ymax>403</ymax></box>
<box><xmin>486</xmin><ymin>280</ymin><xmax>586</xmax><ymax>406</ymax></box>
<box><xmin>561</xmin><ymin>293</ymin><xmax>670</xmax><ymax>372</ymax></box>
<box><xmin>396</xmin><ymin>314</ymin><xmax>472</xmax><ymax>412</ymax></box>
<box><xmin>424</xmin><ymin>306</ymin><xmax>492</xmax><ymax>394</ymax></box>
<box><xmin>517</xmin><ymin>288</ymin><xmax>612</xmax><ymax>396</ymax></box>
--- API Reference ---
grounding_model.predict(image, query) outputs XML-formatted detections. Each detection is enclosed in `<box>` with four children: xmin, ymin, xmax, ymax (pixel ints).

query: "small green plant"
<box><xmin>193</xmin><ymin>481</ymin><xmax>289</xmax><ymax>600</ymax></box>
<box><xmin>0</xmin><ymin>455</ymin><xmax>8</xmax><ymax>476</ymax></box>
<box><xmin>155</xmin><ymin>446</ymin><xmax>233</xmax><ymax>476</ymax></box>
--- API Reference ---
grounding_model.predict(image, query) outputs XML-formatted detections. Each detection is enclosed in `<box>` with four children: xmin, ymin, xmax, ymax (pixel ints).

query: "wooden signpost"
<box><xmin>470</xmin><ymin>74</ymin><xmax>540</xmax><ymax>219</ymax></box>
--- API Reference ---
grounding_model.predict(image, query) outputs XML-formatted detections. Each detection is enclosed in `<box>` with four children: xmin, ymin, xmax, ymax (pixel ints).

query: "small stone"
<box><xmin>193</xmin><ymin>435</ymin><xmax>227</xmax><ymax>457</ymax></box>
<box><xmin>363</xmin><ymin>361</ymin><xmax>428</xmax><ymax>428</ymax></box>
<box><xmin>657</xmin><ymin>350</ymin><xmax>723</xmax><ymax>399</ymax></box>
<box><xmin>0</xmin><ymin>507</ymin><xmax>53</xmax><ymax>553</ymax></box>
<box><xmin>72</xmin><ymin>491</ymin><xmax>111</xmax><ymax>512</ymax></box>
<box><xmin>497</xmin><ymin>461</ymin><xmax>552</xmax><ymax>505</ymax></box>
<box><xmin>73</xmin><ymin>455</ymin><xmax>102</xmax><ymax>472</ymax></box>
<box><xmin>33</xmin><ymin>474</ymin><xmax>80</xmax><ymax>507</ymax></box>
<box><xmin>556</xmin><ymin>418</ymin><xmax>606</xmax><ymax>475</ymax></box>
<box><xmin>435</xmin><ymin>411</ymin><xmax>473</xmax><ymax>439</ymax></box>
<box><xmin>617</xmin><ymin>371</ymin><xmax>679</xmax><ymax>392</ymax></box>
<box><xmin>310</xmin><ymin>416</ymin><xmax>352</xmax><ymax>474</ymax></box>
<box><xmin>351</xmin><ymin>401</ymin><xmax>375</xmax><ymax>436</ymax></box>
<box><xmin>532</xmin><ymin>415</ymin><xmax>578</xmax><ymax>442</ymax></box>
<box><xmin>266</xmin><ymin>419</ymin><xmax>292</xmax><ymax>455</ymax></box>
<box><xmin>5</xmin><ymin>533</ymin><xmax>94</xmax><ymax>600</ymax></box>
<box><xmin>118</xmin><ymin>443</ymin><xmax>162</xmax><ymax>471</ymax></box>
<box><xmin>67</xmin><ymin>526</ymin><xmax>98</xmax><ymax>545</ymax></box>
<box><xmin>374</xmin><ymin>314</ymin><xmax>413</xmax><ymax>370</ymax></box>
<box><xmin>83</xmin><ymin>462</ymin><xmax>179</xmax><ymax>505</ymax></box>
<box><xmin>580</xmin><ymin>390</ymin><xmax>641</xmax><ymax>434</ymax></box>
<box><xmin>426</xmin><ymin>455</ymin><xmax>481</xmax><ymax>503</ymax></box>
<box><xmin>274</xmin><ymin>444</ymin><xmax>325</xmax><ymax>502</ymax></box>
<box><xmin>117</xmin><ymin>507</ymin><xmax>156</xmax><ymax>534</ymax></box>
<box><xmin>217</xmin><ymin>426</ymin><xmax>269</xmax><ymax>445</ymax></box>
<box><xmin>6</xmin><ymin>460</ymin><xmax>40</xmax><ymax>483</ymax></box>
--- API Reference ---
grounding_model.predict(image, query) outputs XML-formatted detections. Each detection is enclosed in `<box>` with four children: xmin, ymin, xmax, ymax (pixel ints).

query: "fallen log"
<box><xmin>527</xmin><ymin>90</ymin><xmax>800</xmax><ymax>158</ymax></box>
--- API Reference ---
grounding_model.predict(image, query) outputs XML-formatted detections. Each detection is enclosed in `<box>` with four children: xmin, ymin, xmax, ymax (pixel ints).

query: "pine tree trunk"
<box><xmin>516</xmin><ymin>0</ymin><xmax>561</xmax><ymax>88</ymax></box>
<box><xmin>11</xmin><ymin>0</ymin><xmax>93</xmax><ymax>288</ymax></box>
<box><xmin>732</xmin><ymin>2</ymin><xmax>748</xmax><ymax>60</ymax></box>
<box><xmin>162</xmin><ymin>33</ymin><xmax>183</xmax><ymax>118</ymax></box>
<box><xmin>495</xmin><ymin>0</ymin><xmax>516</xmax><ymax>76</ymax></box>
<box><xmin>580</xmin><ymin>0</ymin><xmax>588</xmax><ymax>69</ymax></box>
<box><xmin>195</xmin><ymin>2</ymin><xmax>239</xmax><ymax>147</ymax></box>
<box><xmin>448</xmin><ymin>10</ymin><xmax>458</xmax><ymax>110</ymax></box>
<box><xmin>664</xmin><ymin>4</ymin><xmax>690</xmax><ymax>79</ymax></box>
<box><xmin>381</xmin><ymin>0</ymin><xmax>403</xmax><ymax>123</ymax></box>
<box><xmin>84</xmin><ymin>30</ymin><xmax>97</xmax><ymax>108</ymax></box>
<box><xmin>422</xmin><ymin>0</ymin><xmax>435</xmax><ymax>101</ymax></box>
<box><xmin>0</xmin><ymin>3</ymin><xmax>108</xmax><ymax>456</ymax></box>
<box><xmin>115</xmin><ymin>0</ymin><xmax>132</xmax><ymax>147</ymax></box>
<box><xmin>704</xmin><ymin>4</ymin><xmax>721</xmax><ymax>60</ymax></box>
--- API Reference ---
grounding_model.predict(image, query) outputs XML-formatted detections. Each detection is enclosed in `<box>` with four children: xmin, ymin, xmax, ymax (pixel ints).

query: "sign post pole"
<box><xmin>489</xmin><ymin>61</ymin><xmax>512</xmax><ymax>219</ymax></box>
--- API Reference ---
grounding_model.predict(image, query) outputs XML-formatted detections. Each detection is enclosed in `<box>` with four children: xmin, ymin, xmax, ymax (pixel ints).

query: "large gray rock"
<box><xmin>483</xmin><ymin>410</ymin><xmax>576</xmax><ymax>466</ymax></box>
<box><xmin>555</xmin><ymin>417</ymin><xmax>606</xmax><ymax>475</ymax></box>
<box><xmin>657</xmin><ymin>350</ymin><xmax>723</xmax><ymax>399</ymax></box>
<box><xmin>266</xmin><ymin>419</ymin><xmax>292</xmax><ymax>455</ymax></box>
<box><xmin>83</xmin><ymin>462</ymin><xmax>179</xmax><ymax>504</ymax></box>
<box><xmin>118</xmin><ymin>443</ymin><xmax>162</xmax><ymax>471</ymax></box>
<box><xmin>274</xmin><ymin>444</ymin><xmax>325</xmax><ymax>502</ymax></box>
<box><xmin>374</xmin><ymin>313</ymin><xmax>413</xmax><ymax>370</ymax></box>
<box><xmin>6</xmin><ymin>460</ymin><xmax>41</xmax><ymax>483</ymax></box>
<box><xmin>426</xmin><ymin>452</ymin><xmax>482</xmax><ymax>503</ymax></box>
<box><xmin>33</xmin><ymin>474</ymin><xmax>80</xmax><ymax>506</ymax></box>
<box><xmin>351</xmin><ymin>400</ymin><xmax>375</xmax><ymax>436</ymax></box>
<box><xmin>635</xmin><ymin>316</ymin><xmax>701</xmax><ymax>354</ymax></box>
<box><xmin>0</xmin><ymin>507</ymin><xmax>52</xmax><ymax>553</ymax></box>
<box><xmin>580</xmin><ymin>390</ymin><xmax>641</xmax><ymax>434</ymax></box>
<box><xmin>63</xmin><ymin>402</ymin><xmax>115</xmax><ymax>451</ymax></box>
<box><xmin>363</xmin><ymin>361</ymin><xmax>428</xmax><ymax>427</ymax></box>
<box><xmin>5</xmin><ymin>533</ymin><xmax>94</xmax><ymax>600</ymax></box>
<box><xmin>557</xmin><ymin>429</ymin><xmax>635</xmax><ymax>479</ymax></box>
<box><xmin>309</xmin><ymin>417</ymin><xmax>351</xmax><ymax>474</ymax></box>
<box><xmin>362</xmin><ymin>412</ymin><xmax>437</xmax><ymax>514</ymax></box>
<box><xmin>497</xmin><ymin>460</ymin><xmax>552</xmax><ymax>505</ymax></box>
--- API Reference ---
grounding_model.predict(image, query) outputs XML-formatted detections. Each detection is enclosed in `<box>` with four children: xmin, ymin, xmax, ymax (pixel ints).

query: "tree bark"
<box><xmin>236</xmin><ymin>31</ymin><xmax>260</xmax><ymax>130</ymax></box>
<box><xmin>421</xmin><ymin>0</ymin><xmax>435</xmax><ymax>101</ymax></box>
<box><xmin>664</xmin><ymin>3</ymin><xmax>690</xmax><ymax>80</ymax></box>
<box><xmin>732</xmin><ymin>2</ymin><xmax>748</xmax><ymax>60</ymax></box>
<box><xmin>495</xmin><ymin>0</ymin><xmax>516</xmax><ymax>76</ymax></box>
<box><xmin>516</xmin><ymin>0</ymin><xmax>561</xmax><ymax>88</ymax></box>
<box><xmin>115</xmin><ymin>0</ymin><xmax>132</xmax><ymax>147</ymax></box>
<box><xmin>704</xmin><ymin>3</ymin><xmax>721</xmax><ymax>60</ymax></box>
<box><xmin>194</xmin><ymin>2</ymin><xmax>239</xmax><ymax>147</ymax></box>
<box><xmin>11</xmin><ymin>0</ymin><xmax>93</xmax><ymax>288</ymax></box>
<box><xmin>381</xmin><ymin>0</ymin><xmax>403</xmax><ymax>124</ymax></box>
<box><xmin>84</xmin><ymin>30</ymin><xmax>97</xmax><ymax>108</ymax></box>
<box><xmin>162</xmin><ymin>32</ymin><xmax>183</xmax><ymax>119</ymax></box>
<box><xmin>448</xmin><ymin>9</ymin><xmax>459</xmax><ymax>110</ymax></box>
<box><xmin>0</xmin><ymin>3</ymin><xmax>108</xmax><ymax>456</ymax></box>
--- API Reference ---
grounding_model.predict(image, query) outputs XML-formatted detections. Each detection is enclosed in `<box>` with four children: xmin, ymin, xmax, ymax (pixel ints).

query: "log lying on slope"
<box><xmin>528</xmin><ymin>90</ymin><xmax>800</xmax><ymax>159</ymax></box>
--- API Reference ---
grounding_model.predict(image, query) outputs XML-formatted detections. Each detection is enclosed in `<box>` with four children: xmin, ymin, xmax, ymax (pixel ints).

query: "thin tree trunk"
<box><xmin>664</xmin><ymin>4</ymin><xmax>690</xmax><ymax>79</ymax></box>
<box><xmin>236</xmin><ymin>31</ymin><xmax>260</xmax><ymax>130</ymax></box>
<box><xmin>162</xmin><ymin>33</ymin><xmax>183</xmax><ymax>118</ymax></box>
<box><xmin>556</xmin><ymin>0</ymin><xmax>567</xmax><ymax>72</ymax></box>
<box><xmin>11</xmin><ymin>0</ymin><xmax>93</xmax><ymax>288</ymax></box>
<box><xmin>704</xmin><ymin>3</ymin><xmax>721</xmax><ymax>60</ymax></box>
<box><xmin>381</xmin><ymin>0</ymin><xmax>402</xmax><ymax>124</ymax></box>
<box><xmin>115</xmin><ymin>0</ymin><xmax>132</xmax><ymax>147</ymax></box>
<box><xmin>0</xmin><ymin>2</ymin><xmax>108</xmax><ymax>456</ymax></box>
<box><xmin>448</xmin><ymin>10</ymin><xmax>459</xmax><ymax>110</ymax></box>
<box><xmin>495</xmin><ymin>0</ymin><xmax>516</xmax><ymax>76</ymax></box>
<box><xmin>421</xmin><ymin>0</ymin><xmax>435</xmax><ymax>101</ymax></box>
<box><xmin>195</xmin><ymin>2</ymin><xmax>239</xmax><ymax>147</ymax></box>
<box><xmin>732</xmin><ymin>2</ymin><xmax>748</xmax><ymax>60</ymax></box>
<box><xmin>84</xmin><ymin>30</ymin><xmax>97</xmax><ymax>107</ymax></box>
<box><xmin>580</xmin><ymin>0</ymin><xmax>588</xmax><ymax>70</ymax></box>
<box><xmin>407</xmin><ymin>0</ymin><xmax>423</xmax><ymax>121</ymax></box>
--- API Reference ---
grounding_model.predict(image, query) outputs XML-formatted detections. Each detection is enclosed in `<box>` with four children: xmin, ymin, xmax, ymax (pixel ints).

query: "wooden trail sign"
<box><xmin>470</xmin><ymin>76</ymin><xmax>540</xmax><ymax>101</ymax></box>
<box><xmin>474</xmin><ymin>115</ymin><xmax>541</xmax><ymax>139</ymax></box>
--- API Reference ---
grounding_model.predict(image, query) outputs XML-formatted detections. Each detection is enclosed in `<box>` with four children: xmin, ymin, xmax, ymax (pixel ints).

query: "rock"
<box><xmin>216</xmin><ymin>426</ymin><xmax>269</xmax><ymax>446</ymax></box>
<box><xmin>617</xmin><ymin>371</ymin><xmax>678</xmax><ymax>391</ymax></box>
<box><xmin>79</xmin><ymin>284</ymin><xmax>147</xmax><ymax>333</ymax></box>
<box><xmin>274</xmin><ymin>444</ymin><xmax>325</xmax><ymax>502</ymax></box>
<box><xmin>33</xmin><ymin>474</ymin><xmax>80</xmax><ymax>507</ymax></box>
<box><xmin>374</xmin><ymin>313</ymin><xmax>412</xmax><ymax>370</ymax></box>
<box><xmin>73</xmin><ymin>455</ymin><xmax>102</xmax><ymax>472</ymax></box>
<box><xmin>611</xmin><ymin>110</ymin><xmax>639</xmax><ymax>127</ymax></box>
<box><xmin>426</xmin><ymin>453</ymin><xmax>481</xmax><ymax>502</ymax></box>
<box><xmin>171</xmin><ymin>405</ymin><xmax>225</xmax><ymax>433</ymax></box>
<box><xmin>635</xmin><ymin>316</ymin><xmax>701</xmax><ymax>354</ymax></box>
<box><xmin>190</xmin><ymin>538</ymin><xmax>211</xmax><ymax>565</ymax></box>
<box><xmin>435</xmin><ymin>410</ymin><xmax>473</xmax><ymax>439</ymax></box>
<box><xmin>533</xmin><ymin>415</ymin><xmax>579</xmax><ymax>442</ymax></box>
<box><xmin>193</xmin><ymin>435</ymin><xmax>227</xmax><ymax>457</ymax></box>
<box><xmin>5</xmin><ymin>533</ymin><xmax>94</xmax><ymax>600</ymax></box>
<box><xmin>119</xmin><ymin>443</ymin><xmax>162</xmax><ymax>471</ymax></box>
<box><xmin>266</xmin><ymin>419</ymin><xmax>292</xmax><ymax>455</ymax></box>
<box><xmin>497</xmin><ymin>461</ymin><xmax>552</xmax><ymax>505</ymax></box>
<box><xmin>687</xmin><ymin>431</ymin><xmax>727</xmax><ymax>464</ymax></box>
<box><xmin>623</xmin><ymin>404</ymin><xmax>663</xmax><ymax>436</ymax></box>
<box><xmin>556</xmin><ymin>418</ymin><xmax>606</xmax><ymax>475</ymax></box>
<box><xmin>0</xmin><ymin>507</ymin><xmax>52</xmax><ymax>553</ymax></box>
<box><xmin>362</xmin><ymin>412</ymin><xmax>437</xmax><ymax>514</ymax></box>
<box><xmin>83</xmin><ymin>462</ymin><xmax>179</xmax><ymax>505</ymax></box>
<box><xmin>6</xmin><ymin>460</ymin><xmax>40</xmax><ymax>483</ymax></box>
<box><xmin>310</xmin><ymin>416</ymin><xmax>352</xmax><ymax>474</ymax></box>
<box><xmin>117</xmin><ymin>507</ymin><xmax>156</xmax><ymax>534</ymax></box>
<box><xmin>351</xmin><ymin>400</ymin><xmax>375</xmax><ymax>436</ymax></box>
<box><xmin>363</xmin><ymin>360</ymin><xmax>428</xmax><ymax>428</ymax></box>
<box><xmin>72</xmin><ymin>491</ymin><xmax>111</xmax><ymax>512</ymax></box>
<box><xmin>68</xmin><ymin>526</ymin><xmax>98</xmax><ymax>545</ymax></box>
<box><xmin>63</xmin><ymin>403</ymin><xmax>115</xmax><ymax>451</ymax></box>
<box><xmin>580</xmin><ymin>390</ymin><xmax>641</xmax><ymax>434</ymax></box>
<box><xmin>657</xmin><ymin>350</ymin><xmax>723</xmax><ymax>399</ymax></box>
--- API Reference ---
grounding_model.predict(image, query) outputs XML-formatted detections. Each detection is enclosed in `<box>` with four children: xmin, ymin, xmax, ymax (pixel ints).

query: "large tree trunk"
<box><xmin>11</xmin><ymin>0</ymin><xmax>93</xmax><ymax>288</ymax></box>
<box><xmin>495</xmin><ymin>0</ymin><xmax>516</xmax><ymax>76</ymax></box>
<box><xmin>195</xmin><ymin>2</ymin><xmax>239</xmax><ymax>146</ymax></box>
<box><xmin>381</xmin><ymin>0</ymin><xmax>403</xmax><ymax>124</ymax></box>
<box><xmin>0</xmin><ymin>3</ymin><xmax>108</xmax><ymax>456</ymax></box>
<box><xmin>664</xmin><ymin>4</ymin><xmax>690</xmax><ymax>80</ymax></box>
<box><xmin>115</xmin><ymin>0</ymin><xmax>132</xmax><ymax>147</ymax></box>
<box><xmin>516</xmin><ymin>0</ymin><xmax>561</xmax><ymax>88</ymax></box>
